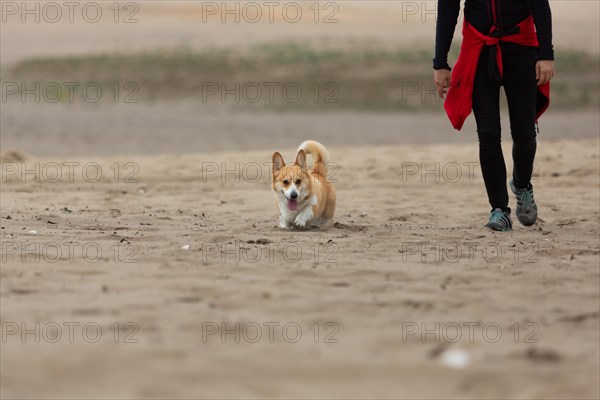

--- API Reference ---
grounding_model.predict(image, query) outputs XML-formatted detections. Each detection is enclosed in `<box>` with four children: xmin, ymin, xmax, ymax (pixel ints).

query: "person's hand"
<box><xmin>434</xmin><ymin>69</ymin><xmax>452</xmax><ymax>99</ymax></box>
<box><xmin>536</xmin><ymin>60</ymin><xmax>554</xmax><ymax>86</ymax></box>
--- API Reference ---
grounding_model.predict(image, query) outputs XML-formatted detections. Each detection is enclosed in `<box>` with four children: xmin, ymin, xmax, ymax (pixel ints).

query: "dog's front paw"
<box><xmin>279</xmin><ymin>217</ymin><xmax>292</xmax><ymax>229</ymax></box>
<box><xmin>294</xmin><ymin>214</ymin><xmax>309</xmax><ymax>228</ymax></box>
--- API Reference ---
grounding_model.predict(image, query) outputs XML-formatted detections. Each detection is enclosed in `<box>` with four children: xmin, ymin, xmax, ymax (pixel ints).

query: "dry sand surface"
<box><xmin>1</xmin><ymin>138</ymin><xmax>599</xmax><ymax>398</ymax></box>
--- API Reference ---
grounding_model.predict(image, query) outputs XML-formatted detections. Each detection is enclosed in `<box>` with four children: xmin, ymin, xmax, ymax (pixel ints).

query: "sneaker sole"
<box><xmin>487</xmin><ymin>227</ymin><xmax>512</xmax><ymax>232</ymax></box>
<box><xmin>485</xmin><ymin>224</ymin><xmax>512</xmax><ymax>232</ymax></box>
<box><xmin>510</xmin><ymin>179</ymin><xmax>537</xmax><ymax>226</ymax></box>
<box><xmin>516</xmin><ymin>213</ymin><xmax>537</xmax><ymax>226</ymax></box>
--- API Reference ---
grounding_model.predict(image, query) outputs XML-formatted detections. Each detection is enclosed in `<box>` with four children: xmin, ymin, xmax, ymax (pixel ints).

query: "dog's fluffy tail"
<box><xmin>298</xmin><ymin>140</ymin><xmax>329</xmax><ymax>177</ymax></box>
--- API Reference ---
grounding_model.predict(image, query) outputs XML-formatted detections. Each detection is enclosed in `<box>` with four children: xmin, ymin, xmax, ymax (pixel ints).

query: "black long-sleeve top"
<box><xmin>434</xmin><ymin>0</ymin><xmax>554</xmax><ymax>70</ymax></box>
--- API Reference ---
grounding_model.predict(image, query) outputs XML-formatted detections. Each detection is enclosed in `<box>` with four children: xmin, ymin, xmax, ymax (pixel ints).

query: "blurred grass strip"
<box><xmin>4</xmin><ymin>42</ymin><xmax>598</xmax><ymax>111</ymax></box>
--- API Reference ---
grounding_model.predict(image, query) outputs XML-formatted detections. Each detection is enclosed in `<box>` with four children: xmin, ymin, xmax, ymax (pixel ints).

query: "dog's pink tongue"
<box><xmin>287</xmin><ymin>199</ymin><xmax>298</xmax><ymax>211</ymax></box>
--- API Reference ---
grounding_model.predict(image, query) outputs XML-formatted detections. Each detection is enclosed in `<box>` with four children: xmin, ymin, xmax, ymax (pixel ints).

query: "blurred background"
<box><xmin>1</xmin><ymin>0</ymin><xmax>598</xmax><ymax>156</ymax></box>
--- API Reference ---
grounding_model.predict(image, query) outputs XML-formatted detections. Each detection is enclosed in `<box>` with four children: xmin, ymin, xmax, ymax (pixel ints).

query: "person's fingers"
<box><xmin>434</xmin><ymin>79</ymin><xmax>444</xmax><ymax>98</ymax></box>
<box><xmin>536</xmin><ymin>63</ymin><xmax>555</xmax><ymax>85</ymax></box>
<box><xmin>538</xmin><ymin>68</ymin><xmax>554</xmax><ymax>85</ymax></box>
<box><xmin>442</xmin><ymin>76</ymin><xmax>451</xmax><ymax>98</ymax></box>
<box><xmin>441</xmin><ymin>78</ymin><xmax>449</xmax><ymax>99</ymax></box>
<box><xmin>535</xmin><ymin>63</ymin><xmax>546</xmax><ymax>83</ymax></box>
<box><xmin>537</xmin><ymin>68</ymin><xmax>547</xmax><ymax>85</ymax></box>
<box><xmin>437</xmin><ymin>83</ymin><xmax>444</xmax><ymax>99</ymax></box>
<box><xmin>537</xmin><ymin>72</ymin><xmax>545</xmax><ymax>86</ymax></box>
<box><xmin>434</xmin><ymin>71</ymin><xmax>451</xmax><ymax>99</ymax></box>
<box><xmin>443</xmin><ymin>77</ymin><xmax>451</xmax><ymax>99</ymax></box>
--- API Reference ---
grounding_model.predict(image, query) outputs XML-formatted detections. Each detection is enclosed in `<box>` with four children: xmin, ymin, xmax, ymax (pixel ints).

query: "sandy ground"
<box><xmin>1</xmin><ymin>138</ymin><xmax>599</xmax><ymax>399</ymax></box>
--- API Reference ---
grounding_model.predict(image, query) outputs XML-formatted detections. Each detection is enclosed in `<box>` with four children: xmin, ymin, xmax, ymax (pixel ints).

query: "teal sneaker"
<box><xmin>485</xmin><ymin>208</ymin><xmax>513</xmax><ymax>231</ymax></box>
<box><xmin>510</xmin><ymin>178</ymin><xmax>538</xmax><ymax>226</ymax></box>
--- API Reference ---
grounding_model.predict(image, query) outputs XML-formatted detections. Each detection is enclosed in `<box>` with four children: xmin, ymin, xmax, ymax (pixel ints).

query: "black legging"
<box><xmin>472</xmin><ymin>42</ymin><xmax>538</xmax><ymax>213</ymax></box>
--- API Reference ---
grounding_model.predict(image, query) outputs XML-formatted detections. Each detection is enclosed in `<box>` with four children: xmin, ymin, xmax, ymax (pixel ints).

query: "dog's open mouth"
<box><xmin>287</xmin><ymin>198</ymin><xmax>298</xmax><ymax>211</ymax></box>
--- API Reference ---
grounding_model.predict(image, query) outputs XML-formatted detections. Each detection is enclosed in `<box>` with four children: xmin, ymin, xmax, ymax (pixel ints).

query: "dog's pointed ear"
<box><xmin>295</xmin><ymin>149</ymin><xmax>307</xmax><ymax>170</ymax></box>
<box><xmin>272</xmin><ymin>152</ymin><xmax>285</xmax><ymax>175</ymax></box>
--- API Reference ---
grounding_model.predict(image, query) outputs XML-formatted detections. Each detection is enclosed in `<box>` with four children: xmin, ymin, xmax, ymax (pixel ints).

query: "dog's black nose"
<box><xmin>290</xmin><ymin>192</ymin><xmax>298</xmax><ymax>199</ymax></box>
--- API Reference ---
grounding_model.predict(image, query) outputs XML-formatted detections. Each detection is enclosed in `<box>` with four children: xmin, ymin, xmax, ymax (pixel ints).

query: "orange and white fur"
<box><xmin>272</xmin><ymin>140</ymin><xmax>336</xmax><ymax>229</ymax></box>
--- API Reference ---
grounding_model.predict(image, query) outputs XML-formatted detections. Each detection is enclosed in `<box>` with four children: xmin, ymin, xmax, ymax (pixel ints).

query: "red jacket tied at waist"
<box><xmin>444</xmin><ymin>15</ymin><xmax>550</xmax><ymax>131</ymax></box>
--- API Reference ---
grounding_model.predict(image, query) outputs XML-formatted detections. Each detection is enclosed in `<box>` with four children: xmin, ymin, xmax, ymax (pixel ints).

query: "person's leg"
<box><xmin>502</xmin><ymin>44</ymin><xmax>538</xmax><ymax>189</ymax></box>
<box><xmin>502</xmin><ymin>44</ymin><xmax>539</xmax><ymax>226</ymax></box>
<box><xmin>472</xmin><ymin>47</ymin><xmax>509</xmax><ymax>212</ymax></box>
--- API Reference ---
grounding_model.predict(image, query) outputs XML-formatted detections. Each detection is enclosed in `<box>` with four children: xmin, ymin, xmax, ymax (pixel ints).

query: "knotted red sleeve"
<box><xmin>444</xmin><ymin>16</ymin><xmax>550</xmax><ymax>131</ymax></box>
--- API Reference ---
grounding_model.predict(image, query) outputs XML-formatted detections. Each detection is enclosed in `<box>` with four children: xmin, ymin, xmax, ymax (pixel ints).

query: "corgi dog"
<box><xmin>272</xmin><ymin>140</ymin><xmax>336</xmax><ymax>229</ymax></box>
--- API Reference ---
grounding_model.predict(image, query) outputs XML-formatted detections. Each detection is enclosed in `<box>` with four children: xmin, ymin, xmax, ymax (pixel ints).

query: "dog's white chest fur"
<box><xmin>278</xmin><ymin>195</ymin><xmax>317</xmax><ymax>228</ymax></box>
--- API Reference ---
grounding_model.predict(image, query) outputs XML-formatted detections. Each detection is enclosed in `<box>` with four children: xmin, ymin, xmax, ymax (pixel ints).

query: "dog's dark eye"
<box><xmin>283</xmin><ymin>180</ymin><xmax>289</xmax><ymax>185</ymax></box>
<box><xmin>295</xmin><ymin>179</ymin><xmax>301</xmax><ymax>185</ymax></box>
